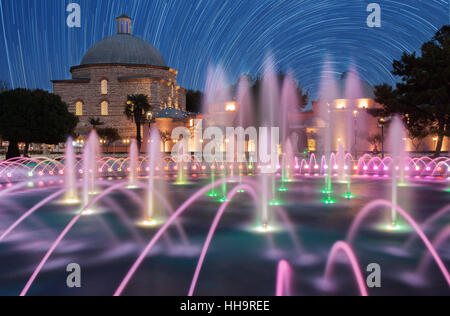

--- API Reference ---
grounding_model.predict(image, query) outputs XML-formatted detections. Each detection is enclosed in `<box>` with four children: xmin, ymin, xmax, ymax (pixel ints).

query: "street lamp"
<box><xmin>378</xmin><ymin>117</ymin><xmax>390</xmax><ymax>159</ymax></box>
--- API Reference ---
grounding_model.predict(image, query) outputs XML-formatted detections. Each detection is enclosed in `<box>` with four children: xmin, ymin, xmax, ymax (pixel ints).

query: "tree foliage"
<box><xmin>371</xmin><ymin>25</ymin><xmax>450</xmax><ymax>156</ymax></box>
<box><xmin>125</xmin><ymin>94</ymin><xmax>151</xmax><ymax>149</ymax></box>
<box><xmin>0</xmin><ymin>89</ymin><xmax>78</xmax><ymax>158</ymax></box>
<box><xmin>186</xmin><ymin>90</ymin><xmax>203</xmax><ymax>113</ymax></box>
<box><xmin>89</xmin><ymin>117</ymin><xmax>105</xmax><ymax>130</ymax></box>
<box><xmin>97</xmin><ymin>127</ymin><xmax>121</xmax><ymax>152</ymax></box>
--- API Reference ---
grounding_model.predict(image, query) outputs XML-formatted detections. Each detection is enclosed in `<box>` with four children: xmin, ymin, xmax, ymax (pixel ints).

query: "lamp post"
<box><xmin>378</xmin><ymin>117</ymin><xmax>390</xmax><ymax>159</ymax></box>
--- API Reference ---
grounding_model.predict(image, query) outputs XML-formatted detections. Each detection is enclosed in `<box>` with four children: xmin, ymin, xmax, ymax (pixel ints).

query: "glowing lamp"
<box><xmin>225</xmin><ymin>102</ymin><xmax>237</xmax><ymax>112</ymax></box>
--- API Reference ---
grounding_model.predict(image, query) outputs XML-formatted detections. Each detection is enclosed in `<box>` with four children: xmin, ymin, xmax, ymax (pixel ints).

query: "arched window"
<box><xmin>101</xmin><ymin>101</ymin><xmax>109</xmax><ymax>116</ymax></box>
<box><xmin>101</xmin><ymin>79</ymin><xmax>108</xmax><ymax>95</ymax></box>
<box><xmin>75</xmin><ymin>101</ymin><xmax>83</xmax><ymax>116</ymax></box>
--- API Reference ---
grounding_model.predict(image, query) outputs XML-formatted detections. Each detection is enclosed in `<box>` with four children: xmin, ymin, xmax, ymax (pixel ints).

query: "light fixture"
<box><xmin>225</xmin><ymin>102</ymin><xmax>236</xmax><ymax>112</ymax></box>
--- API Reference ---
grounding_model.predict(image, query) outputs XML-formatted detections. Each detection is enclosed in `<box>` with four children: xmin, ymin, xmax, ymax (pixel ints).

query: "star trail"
<box><xmin>0</xmin><ymin>0</ymin><xmax>448</xmax><ymax>100</ymax></box>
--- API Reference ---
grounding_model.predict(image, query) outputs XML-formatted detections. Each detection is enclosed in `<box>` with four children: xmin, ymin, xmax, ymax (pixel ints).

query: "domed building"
<box><xmin>52</xmin><ymin>15</ymin><xmax>186</xmax><ymax>146</ymax></box>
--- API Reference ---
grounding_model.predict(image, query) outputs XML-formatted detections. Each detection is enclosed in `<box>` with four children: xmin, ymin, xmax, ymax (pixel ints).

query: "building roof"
<box><xmin>117</xmin><ymin>14</ymin><xmax>131</xmax><ymax>19</ymax></box>
<box><xmin>155</xmin><ymin>108</ymin><xmax>190</xmax><ymax>119</ymax></box>
<box><xmin>80</xmin><ymin>34</ymin><xmax>167</xmax><ymax>67</ymax></box>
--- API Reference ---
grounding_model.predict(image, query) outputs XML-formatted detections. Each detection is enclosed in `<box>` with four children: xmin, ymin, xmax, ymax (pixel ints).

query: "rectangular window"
<box><xmin>75</xmin><ymin>102</ymin><xmax>83</xmax><ymax>116</ymax></box>
<box><xmin>101</xmin><ymin>101</ymin><xmax>109</xmax><ymax>116</ymax></box>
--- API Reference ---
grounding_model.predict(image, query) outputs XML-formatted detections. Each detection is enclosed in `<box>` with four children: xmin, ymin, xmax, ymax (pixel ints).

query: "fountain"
<box><xmin>128</xmin><ymin>139</ymin><xmax>139</xmax><ymax>188</ymax></box>
<box><xmin>0</xmin><ymin>58</ymin><xmax>448</xmax><ymax>297</ymax></box>
<box><xmin>64</xmin><ymin>137</ymin><xmax>79</xmax><ymax>204</ymax></box>
<box><xmin>82</xmin><ymin>131</ymin><xmax>99</xmax><ymax>213</ymax></box>
<box><xmin>317</xmin><ymin>58</ymin><xmax>339</xmax><ymax>204</ymax></box>
<box><xmin>141</xmin><ymin>128</ymin><xmax>163</xmax><ymax>227</ymax></box>
<box><xmin>387</xmin><ymin>116</ymin><xmax>408</xmax><ymax>228</ymax></box>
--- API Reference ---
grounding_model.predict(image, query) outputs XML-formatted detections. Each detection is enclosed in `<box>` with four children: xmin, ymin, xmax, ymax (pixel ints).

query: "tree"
<box><xmin>160</xmin><ymin>130</ymin><xmax>172</xmax><ymax>153</ymax></box>
<box><xmin>97</xmin><ymin>127</ymin><xmax>121</xmax><ymax>153</ymax></box>
<box><xmin>186</xmin><ymin>90</ymin><xmax>203</xmax><ymax>113</ymax></box>
<box><xmin>367</xmin><ymin>134</ymin><xmax>383</xmax><ymax>153</ymax></box>
<box><xmin>89</xmin><ymin>117</ymin><xmax>104</xmax><ymax>130</ymax></box>
<box><xmin>0</xmin><ymin>89</ymin><xmax>78</xmax><ymax>159</ymax></box>
<box><xmin>371</xmin><ymin>25</ymin><xmax>450</xmax><ymax>157</ymax></box>
<box><xmin>125</xmin><ymin>94</ymin><xmax>151</xmax><ymax>149</ymax></box>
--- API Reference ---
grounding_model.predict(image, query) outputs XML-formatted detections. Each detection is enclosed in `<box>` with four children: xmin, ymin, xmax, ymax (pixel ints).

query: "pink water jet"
<box><xmin>324</xmin><ymin>241</ymin><xmax>368</xmax><ymax>296</ymax></box>
<box><xmin>346</xmin><ymin>199</ymin><xmax>450</xmax><ymax>287</ymax></box>
<box><xmin>188</xmin><ymin>184</ymin><xmax>257</xmax><ymax>296</ymax></box>
<box><xmin>276</xmin><ymin>260</ymin><xmax>293</xmax><ymax>296</ymax></box>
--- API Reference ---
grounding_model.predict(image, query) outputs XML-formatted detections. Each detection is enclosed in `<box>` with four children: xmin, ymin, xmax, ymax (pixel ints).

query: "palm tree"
<box><xmin>125</xmin><ymin>94</ymin><xmax>151</xmax><ymax>149</ymax></box>
<box><xmin>89</xmin><ymin>117</ymin><xmax>104</xmax><ymax>131</ymax></box>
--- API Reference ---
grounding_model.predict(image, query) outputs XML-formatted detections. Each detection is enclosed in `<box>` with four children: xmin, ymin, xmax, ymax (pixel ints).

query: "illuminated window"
<box><xmin>101</xmin><ymin>101</ymin><xmax>109</xmax><ymax>116</ymax></box>
<box><xmin>101</xmin><ymin>80</ymin><xmax>108</xmax><ymax>95</ymax></box>
<box><xmin>308</xmin><ymin>139</ymin><xmax>317</xmax><ymax>152</ymax></box>
<box><xmin>335</xmin><ymin>99</ymin><xmax>347</xmax><ymax>109</ymax></box>
<box><xmin>358</xmin><ymin>99</ymin><xmax>369</xmax><ymax>109</ymax></box>
<box><xmin>225</xmin><ymin>102</ymin><xmax>236</xmax><ymax>112</ymax></box>
<box><xmin>75</xmin><ymin>101</ymin><xmax>83</xmax><ymax>116</ymax></box>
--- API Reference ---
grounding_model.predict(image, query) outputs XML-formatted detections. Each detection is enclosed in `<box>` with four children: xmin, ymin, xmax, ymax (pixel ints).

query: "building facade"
<box><xmin>52</xmin><ymin>15</ymin><xmax>186</xmax><ymax>144</ymax></box>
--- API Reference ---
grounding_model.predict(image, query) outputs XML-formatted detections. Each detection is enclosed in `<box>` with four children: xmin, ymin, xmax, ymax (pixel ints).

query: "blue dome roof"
<box><xmin>81</xmin><ymin>34</ymin><xmax>167</xmax><ymax>67</ymax></box>
<box><xmin>156</xmin><ymin>108</ymin><xmax>189</xmax><ymax>119</ymax></box>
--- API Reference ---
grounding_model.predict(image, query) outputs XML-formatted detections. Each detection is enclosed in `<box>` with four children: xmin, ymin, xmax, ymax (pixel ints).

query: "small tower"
<box><xmin>116</xmin><ymin>14</ymin><xmax>132</xmax><ymax>35</ymax></box>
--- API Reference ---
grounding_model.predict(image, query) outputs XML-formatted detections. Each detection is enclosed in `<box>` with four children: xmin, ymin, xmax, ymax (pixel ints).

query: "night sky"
<box><xmin>0</xmin><ymin>0</ymin><xmax>448</xmax><ymax>100</ymax></box>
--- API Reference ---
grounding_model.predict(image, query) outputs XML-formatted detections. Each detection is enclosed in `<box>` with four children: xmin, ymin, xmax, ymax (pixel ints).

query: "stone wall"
<box><xmin>53</xmin><ymin>64</ymin><xmax>186</xmax><ymax>140</ymax></box>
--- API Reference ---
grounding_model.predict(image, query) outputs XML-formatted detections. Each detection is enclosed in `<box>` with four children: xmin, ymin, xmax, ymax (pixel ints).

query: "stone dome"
<box><xmin>80</xmin><ymin>34</ymin><xmax>167</xmax><ymax>67</ymax></box>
